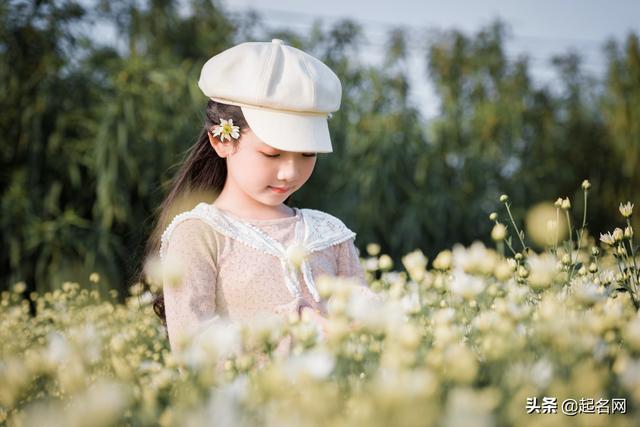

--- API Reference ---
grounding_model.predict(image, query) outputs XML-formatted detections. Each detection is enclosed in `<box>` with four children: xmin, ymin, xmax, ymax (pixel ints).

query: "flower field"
<box><xmin>1</xmin><ymin>187</ymin><xmax>639</xmax><ymax>427</ymax></box>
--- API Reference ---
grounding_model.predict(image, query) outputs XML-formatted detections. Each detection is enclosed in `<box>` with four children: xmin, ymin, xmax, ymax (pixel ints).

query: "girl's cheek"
<box><xmin>305</xmin><ymin>159</ymin><xmax>317</xmax><ymax>175</ymax></box>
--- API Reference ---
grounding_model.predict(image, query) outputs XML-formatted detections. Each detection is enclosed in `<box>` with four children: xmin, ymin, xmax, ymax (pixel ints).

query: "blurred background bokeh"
<box><xmin>1</xmin><ymin>0</ymin><xmax>639</xmax><ymax>297</ymax></box>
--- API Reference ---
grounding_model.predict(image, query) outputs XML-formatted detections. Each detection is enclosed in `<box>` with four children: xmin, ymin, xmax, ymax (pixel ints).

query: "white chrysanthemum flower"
<box><xmin>617</xmin><ymin>357</ymin><xmax>640</xmax><ymax>392</ymax></box>
<box><xmin>67</xmin><ymin>381</ymin><xmax>132</xmax><ymax>427</ymax></box>
<box><xmin>402</xmin><ymin>249</ymin><xmax>428</xmax><ymax>282</ymax></box>
<box><xmin>443</xmin><ymin>344</ymin><xmax>478</xmax><ymax>383</ymax></box>
<box><xmin>212</xmin><ymin>118</ymin><xmax>240</xmax><ymax>142</ymax></box>
<box><xmin>450</xmin><ymin>271</ymin><xmax>485</xmax><ymax>299</ymax></box>
<box><xmin>452</xmin><ymin>241</ymin><xmax>499</xmax><ymax>275</ymax></box>
<box><xmin>400</xmin><ymin>292</ymin><xmax>421</xmax><ymax>315</ymax></box>
<box><xmin>442</xmin><ymin>387</ymin><xmax>499</xmax><ymax>427</ymax></box>
<box><xmin>364</xmin><ymin>257</ymin><xmax>379</xmax><ymax>271</ymax></box>
<box><xmin>182</xmin><ymin>319</ymin><xmax>241</xmax><ymax>368</ymax></box>
<box><xmin>284</xmin><ymin>349</ymin><xmax>335</xmax><ymax>380</ymax></box>
<box><xmin>45</xmin><ymin>332</ymin><xmax>70</xmax><ymax>366</ymax></box>
<box><xmin>572</xmin><ymin>280</ymin><xmax>604</xmax><ymax>305</ymax></box>
<box><xmin>346</xmin><ymin>289</ymin><xmax>386</xmax><ymax>332</ymax></box>
<box><xmin>599</xmin><ymin>232</ymin><xmax>615</xmax><ymax>246</ymax></box>
<box><xmin>619</xmin><ymin>201</ymin><xmax>634</xmax><ymax>218</ymax></box>
<box><xmin>624</xmin><ymin>315</ymin><xmax>640</xmax><ymax>351</ymax></box>
<box><xmin>527</xmin><ymin>253</ymin><xmax>558</xmax><ymax>290</ymax></box>
<box><xmin>506</xmin><ymin>284</ymin><xmax>529</xmax><ymax>304</ymax></box>
<box><xmin>139</xmin><ymin>291</ymin><xmax>154</xmax><ymax>306</ymax></box>
<box><xmin>433</xmin><ymin>307</ymin><xmax>457</xmax><ymax>325</ymax></box>
<box><xmin>202</xmin><ymin>376</ymin><xmax>250</xmax><ymax>427</ymax></box>
<box><xmin>531</xmin><ymin>358</ymin><xmax>554</xmax><ymax>389</ymax></box>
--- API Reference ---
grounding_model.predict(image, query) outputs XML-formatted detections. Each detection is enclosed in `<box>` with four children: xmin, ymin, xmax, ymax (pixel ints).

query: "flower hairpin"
<box><xmin>211</xmin><ymin>118</ymin><xmax>240</xmax><ymax>142</ymax></box>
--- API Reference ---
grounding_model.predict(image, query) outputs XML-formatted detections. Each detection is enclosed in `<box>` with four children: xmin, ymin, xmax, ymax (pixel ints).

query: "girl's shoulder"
<box><xmin>159</xmin><ymin>203</ymin><xmax>219</xmax><ymax>261</ymax></box>
<box><xmin>298</xmin><ymin>207</ymin><xmax>354</xmax><ymax>233</ymax></box>
<box><xmin>296</xmin><ymin>208</ymin><xmax>358</xmax><ymax>251</ymax></box>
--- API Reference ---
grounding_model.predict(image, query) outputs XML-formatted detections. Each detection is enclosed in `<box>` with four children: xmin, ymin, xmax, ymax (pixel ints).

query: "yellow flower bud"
<box><xmin>12</xmin><ymin>281</ymin><xmax>26</xmax><ymax>293</ymax></box>
<box><xmin>489</xmin><ymin>212</ymin><xmax>498</xmax><ymax>221</ymax></box>
<box><xmin>366</xmin><ymin>243</ymin><xmax>381</xmax><ymax>256</ymax></box>
<box><xmin>494</xmin><ymin>260</ymin><xmax>513</xmax><ymax>281</ymax></box>
<box><xmin>378</xmin><ymin>254</ymin><xmax>393</xmax><ymax>270</ymax></box>
<box><xmin>561</xmin><ymin>197</ymin><xmax>571</xmax><ymax>210</ymax></box>
<box><xmin>581</xmin><ymin>180</ymin><xmax>591</xmax><ymax>191</ymax></box>
<box><xmin>518</xmin><ymin>266</ymin><xmax>529</xmax><ymax>278</ymax></box>
<box><xmin>491</xmin><ymin>223</ymin><xmax>507</xmax><ymax>241</ymax></box>
<box><xmin>554</xmin><ymin>198</ymin><xmax>563</xmax><ymax>208</ymax></box>
<box><xmin>499</xmin><ymin>194</ymin><xmax>509</xmax><ymax>203</ymax></box>
<box><xmin>613</xmin><ymin>228</ymin><xmax>624</xmax><ymax>242</ymax></box>
<box><xmin>625</xmin><ymin>226</ymin><xmax>633</xmax><ymax>239</ymax></box>
<box><xmin>433</xmin><ymin>250</ymin><xmax>452</xmax><ymax>270</ymax></box>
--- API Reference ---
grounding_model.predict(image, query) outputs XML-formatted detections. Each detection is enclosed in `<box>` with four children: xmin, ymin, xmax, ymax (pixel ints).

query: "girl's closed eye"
<box><xmin>261</xmin><ymin>152</ymin><xmax>317</xmax><ymax>158</ymax></box>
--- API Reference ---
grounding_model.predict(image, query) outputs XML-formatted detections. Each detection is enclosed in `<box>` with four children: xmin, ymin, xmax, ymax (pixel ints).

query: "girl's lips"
<box><xmin>269</xmin><ymin>186</ymin><xmax>290</xmax><ymax>194</ymax></box>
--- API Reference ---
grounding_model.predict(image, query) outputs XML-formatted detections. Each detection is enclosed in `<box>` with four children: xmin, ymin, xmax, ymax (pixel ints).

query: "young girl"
<box><xmin>146</xmin><ymin>39</ymin><xmax>377</xmax><ymax>353</ymax></box>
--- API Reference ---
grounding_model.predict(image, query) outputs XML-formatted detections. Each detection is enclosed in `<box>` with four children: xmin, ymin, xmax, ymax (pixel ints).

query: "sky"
<box><xmin>223</xmin><ymin>0</ymin><xmax>640</xmax><ymax>119</ymax></box>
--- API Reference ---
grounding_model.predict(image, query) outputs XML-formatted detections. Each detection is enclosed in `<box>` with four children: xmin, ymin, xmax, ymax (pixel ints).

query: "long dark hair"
<box><xmin>135</xmin><ymin>100</ymin><xmax>292</xmax><ymax>326</ymax></box>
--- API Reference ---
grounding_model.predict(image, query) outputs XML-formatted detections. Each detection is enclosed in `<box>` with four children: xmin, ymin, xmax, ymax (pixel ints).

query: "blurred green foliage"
<box><xmin>1</xmin><ymin>0</ymin><xmax>639</xmax><ymax>295</ymax></box>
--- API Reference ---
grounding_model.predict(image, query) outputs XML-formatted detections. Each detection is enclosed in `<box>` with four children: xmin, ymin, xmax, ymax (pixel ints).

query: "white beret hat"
<box><xmin>198</xmin><ymin>39</ymin><xmax>342</xmax><ymax>153</ymax></box>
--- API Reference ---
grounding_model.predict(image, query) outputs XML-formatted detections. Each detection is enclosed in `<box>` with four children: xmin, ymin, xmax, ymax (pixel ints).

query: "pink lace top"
<box><xmin>159</xmin><ymin>203</ymin><xmax>373</xmax><ymax>351</ymax></box>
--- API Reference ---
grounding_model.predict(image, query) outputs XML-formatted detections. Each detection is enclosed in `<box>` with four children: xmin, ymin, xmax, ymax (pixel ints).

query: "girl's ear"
<box><xmin>208</xmin><ymin>132</ymin><xmax>235</xmax><ymax>158</ymax></box>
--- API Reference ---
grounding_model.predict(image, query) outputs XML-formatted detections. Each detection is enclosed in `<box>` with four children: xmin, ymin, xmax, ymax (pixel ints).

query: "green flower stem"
<box><xmin>565</xmin><ymin>210</ymin><xmax>575</xmax><ymax>281</ymax></box>
<box><xmin>565</xmin><ymin>210</ymin><xmax>573</xmax><ymax>249</ymax></box>
<box><xmin>503</xmin><ymin>237</ymin><xmax>518</xmax><ymax>258</ymax></box>
<box><xmin>615</xmin><ymin>251</ymin><xmax>639</xmax><ymax>309</ymax></box>
<box><xmin>504</xmin><ymin>202</ymin><xmax>527</xmax><ymax>252</ymax></box>
<box><xmin>627</xmin><ymin>218</ymin><xmax>638</xmax><ymax>290</ymax></box>
<box><xmin>554</xmin><ymin>208</ymin><xmax>560</xmax><ymax>255</ymax></box>
<box><xmin>582</xmin><ymin>190</ymin><xmax>588</xmax><ymax>230</ymax></box>
<box><xmin>569</xmin><ymin>182</ymin><xmax>588</xmax><ymax>279</ymax></box>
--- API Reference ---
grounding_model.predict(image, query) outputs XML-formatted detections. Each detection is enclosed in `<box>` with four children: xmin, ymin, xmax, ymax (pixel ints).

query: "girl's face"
<box><xmin>208</xmin><ymin>128</ymin><xmax>317</xmax><ymax>208</ymax></box>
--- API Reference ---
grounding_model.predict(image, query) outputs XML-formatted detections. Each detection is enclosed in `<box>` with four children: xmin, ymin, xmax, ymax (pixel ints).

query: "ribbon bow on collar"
<box><xmin>213</xmin><ymin>207</ymin><xmax>321</xmax><ymax>302</ymax></box>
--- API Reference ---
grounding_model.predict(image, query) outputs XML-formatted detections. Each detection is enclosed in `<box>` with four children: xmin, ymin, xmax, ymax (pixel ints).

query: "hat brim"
<box><xmin>240</xmin><ymin>105</ymin><xmax>333</xmax><ymax>153</ymax></box>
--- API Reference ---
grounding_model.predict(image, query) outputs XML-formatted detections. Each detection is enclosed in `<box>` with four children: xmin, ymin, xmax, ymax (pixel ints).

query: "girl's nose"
<box><xmin>276</xmin><ymin>159</ymin><xmax>299</xmax><ymax>181</ymax></box>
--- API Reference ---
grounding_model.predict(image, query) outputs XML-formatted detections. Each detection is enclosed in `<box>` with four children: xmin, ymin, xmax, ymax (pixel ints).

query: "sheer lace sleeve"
<box><xmin>335</xmin><ymin>237</ymin><xmax>366</xmax><ymax>283</ymax></box>
<box><xmin>335</xmin><ymin>238</ymin><xmax>380</xmax><ymax>300</ymax></box>
<box><xmin>161</xmin><ymin>218</ymin><xmax>219</xmax><ymax>352</ymax></box>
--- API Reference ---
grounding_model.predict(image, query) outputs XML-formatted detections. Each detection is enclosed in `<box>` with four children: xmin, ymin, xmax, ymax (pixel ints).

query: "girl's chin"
<box><xmin>255</xmin><ymin>194</ymin><xmax>286</xmax><ymax>206</ymax></box>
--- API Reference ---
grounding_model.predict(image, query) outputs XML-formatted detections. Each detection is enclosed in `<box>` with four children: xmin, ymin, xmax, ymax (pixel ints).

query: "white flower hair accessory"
<box><xmin>211</xmin><ymin>118</ymin><xmax>240</xmax><ymax>142</ymax></box>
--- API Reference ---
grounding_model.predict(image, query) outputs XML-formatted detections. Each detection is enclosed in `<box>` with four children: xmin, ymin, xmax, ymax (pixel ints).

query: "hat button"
<box><xmin>271</xmin><ymin>38</ymin><xmax>284</xmax><ymax>45</ymax></box>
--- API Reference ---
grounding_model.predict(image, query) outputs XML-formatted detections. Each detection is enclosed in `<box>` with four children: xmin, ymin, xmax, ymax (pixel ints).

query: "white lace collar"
<box><xmin>159</xmin><ymin>203</ymin><xmax>356</xmax><ymax>302</ymax></box>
